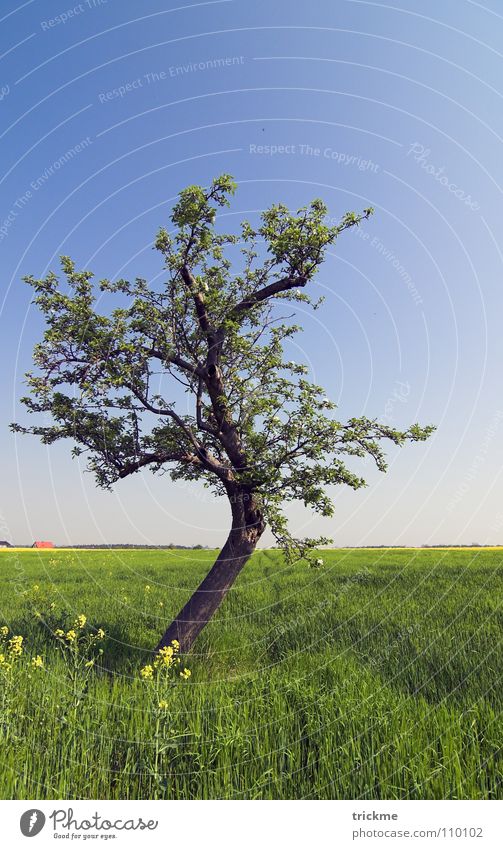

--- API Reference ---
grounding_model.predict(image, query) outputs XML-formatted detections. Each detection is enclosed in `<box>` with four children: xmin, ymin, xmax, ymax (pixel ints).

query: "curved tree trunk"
<box><xmin>155</xmin><ymin>488</ymin><xmax>265</xmax><ymax>654</ymax></box>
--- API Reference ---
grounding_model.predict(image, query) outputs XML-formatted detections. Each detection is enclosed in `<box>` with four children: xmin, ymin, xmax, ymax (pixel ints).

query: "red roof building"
<box><xmin>32</xmin><ymin>541</ymin><xmax>55</xmax><ymax>549</ymax></box>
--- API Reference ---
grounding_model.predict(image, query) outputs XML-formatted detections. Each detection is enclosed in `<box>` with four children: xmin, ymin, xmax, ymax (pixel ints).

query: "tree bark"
<box><xmin>155</xmin><ymin>488</ymin><xmax>265</xmax><ymax>654</ymax></box>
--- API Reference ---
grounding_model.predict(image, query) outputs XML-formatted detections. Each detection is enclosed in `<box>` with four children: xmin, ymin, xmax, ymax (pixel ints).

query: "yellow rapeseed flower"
<box><xmin>158</xmin><ymin>700</ymin><xmax>169</xmax><ymax>709</ymax></box>
<box><xmin>75</xmin><ymin>614</ymin><xmax>87</xmax><ymax>629</ymax></box>
<box><xmin>31</xmin><ymin>655</ymin><xmax>44</xmax><ymax>669</ymax></box>
<box><xmin>171</xmin><ymin>639</ymin><xmax>180</xmax><ymax>650</ymax></box>
<box><xmin>96</xmin><ymin>628</ymin><xmax>105</xmax><ymax>640</ymax></box>
<box><xmin>65</xmin><ymin>629</ymin><xmax>77</xmax><ymax>643</ymax></box>
<box><xmin>144</xmin><ymin>585</ymin><xmax>151</xmax><ymax>592</ymax></box>
<box><xmin>8</xmin><ymin>635</ymin><xmax>23</xmax><ymax>656</ymax></box>
<box><xmin>160</xmin><ymin>646</ymin><xmax>174</xmax><ymax>658</ymax></box>
<box><xmin>140</xmin><ymin>664</ymin><xmax>154</xmax><ymax>679</ymax></box>
<box><xmin>154</xmin><ymin>646</ymin><xmax>174</xmax><ymax>669</ymax></box>
<box><xmin>54</xmin><ymin>629</ymin><xmax>65</xmax><ymax>638</ymax></box>
<box><xmin>0</xmin><ymin>626</ymin><xmax>8</xmax><ymax>637</ymax></box>
<box><xmin>0</xmin><ymin>654</ymin><xmax>12</xmax><ymax>671</ymax></box>
<box><xmin>180</xmin><ymin>668</ymin><xmax>191</xmax><ymax>680</ymax></box>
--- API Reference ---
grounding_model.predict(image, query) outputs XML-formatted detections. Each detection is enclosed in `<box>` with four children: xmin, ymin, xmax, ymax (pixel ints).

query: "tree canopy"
<box><xmin>13</xmin><ymin>174</ymin><xmax>434</xmax><ymax>567</ymax></box>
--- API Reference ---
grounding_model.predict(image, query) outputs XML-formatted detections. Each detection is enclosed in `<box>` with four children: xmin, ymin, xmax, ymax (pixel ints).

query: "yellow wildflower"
<box><xmin>158</xmin><ymin>700</ymin><xmax>169</xmax><ymax>709</ymax></box>
<box><xmin>144</xmin><ymin>585</ymin><xmax>151</xmax><ymax>592</ymax></box>
<box><xmin>31</xmin><ymin>655</ymin><xmax>44</xmax><ymax>669</ymax></box>
<box><xmin>96</xmin><ymin>628</ymin><xmax>105</xmax><ymax>640</ymax></box>
<box><xmin>75</xmin><ymin>614</ymin><xmax>87</xmax><ymax>629</ymax></box>
<box><xmin>171</xmin><ymin>639</ymin><xmax>180</xmax><ymax>651</ymax></box>
<box><xmin>84</xmin><ymin>659</ymin><xmax>95</xmax><ymax>668</ymax></box>
<box><xmin>54</xmin><ymin>629</ymin><xmax>65</xmax><ymax>638</ymax></box>
<box><xmin>8</xmin><ymin>635</ymin><xmax>23</xmax><ymax>656</ymax></box>
<box><xmin>160</xmin><ymin>646</ymin><xmax>174</xmax><ymax>658</ymax></box>
<box><xmin>140</xmin><ymin>664</ymin><xmax>154</xmax><ymax>680</ymax></box>
<box><xmin>65</xmin><ymin>629</ymin><xmax>77</xmax><ymax>643</ymax></box>
<box><xmin>154</xmin><ymin>646</ymin><xmax>174</xmax><ymax>668</ymax></box>
<box><xmin>0</xmin><ymin>626</ymin><xmax>8</xmax><ymax>637</ymax></box>
<box><xmin>180</xmin><ymin>668</ymin><xmax>191</xmax><ymax>680</ymax></box>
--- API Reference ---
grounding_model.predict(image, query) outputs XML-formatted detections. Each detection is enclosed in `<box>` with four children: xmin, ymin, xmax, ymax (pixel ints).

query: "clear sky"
<box><xmin>1</xmin><ymin>0</ymin><xmax>502</xmax><ymax>548</ymax></box>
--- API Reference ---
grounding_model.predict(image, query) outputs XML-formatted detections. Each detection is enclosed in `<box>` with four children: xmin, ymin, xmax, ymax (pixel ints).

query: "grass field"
<box><xmin>0</xmin><ymin>547</ymin><xmax>501</xmax><ymax>800</ymax></box>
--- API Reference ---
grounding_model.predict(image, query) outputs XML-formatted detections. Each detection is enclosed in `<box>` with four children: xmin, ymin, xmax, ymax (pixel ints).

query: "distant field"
<box><xmin>0</xmin><ymin>547</ymin><xmax>501</xmax><ymax>800</ymax></box>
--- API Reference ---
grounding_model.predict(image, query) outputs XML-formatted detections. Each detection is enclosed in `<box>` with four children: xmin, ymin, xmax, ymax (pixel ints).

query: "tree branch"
<box><xmin>229</xmin><ymin>273</ymin><xmax>307</xmax><ymax>319</ymax></box>
<box><xmin>146</xmin><ymin>347</ymin><xmax>203</xmax><ymax>377</ymax></box>
<box><xmin>118</xmin><ymin>450</ymin><xmax>193</xmax><ymax>478</ymax></box>
<box><xmin>180</xmin><ymin>265</ymin><xmax>212</xmax><ymax>336</ymax></box>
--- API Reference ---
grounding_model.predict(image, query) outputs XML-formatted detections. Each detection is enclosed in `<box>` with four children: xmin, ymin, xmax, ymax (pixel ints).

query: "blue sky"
<box><xmin>1</xmin><ymin>0</ymin><xmax>502</xmax><ymax>547</ymax></box>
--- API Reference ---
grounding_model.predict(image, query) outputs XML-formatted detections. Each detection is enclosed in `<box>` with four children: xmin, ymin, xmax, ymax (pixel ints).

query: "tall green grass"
<box><xmin>0</xmin><ymin>547</ymin><xmax>501</xmax><ymax>799</ymax></box>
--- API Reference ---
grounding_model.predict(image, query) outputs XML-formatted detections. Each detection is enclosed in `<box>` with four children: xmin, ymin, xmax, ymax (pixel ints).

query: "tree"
<box><xmin>12</xmin><ymin>175</ymin><xmax>434</xmax><ymax>653</ymax></box>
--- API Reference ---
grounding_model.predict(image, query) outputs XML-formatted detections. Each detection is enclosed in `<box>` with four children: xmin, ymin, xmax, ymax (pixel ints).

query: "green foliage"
<box><xmin>12</xmin><ymin>176</ymin><xmax>433</xmax><ymax>561</ymax></box>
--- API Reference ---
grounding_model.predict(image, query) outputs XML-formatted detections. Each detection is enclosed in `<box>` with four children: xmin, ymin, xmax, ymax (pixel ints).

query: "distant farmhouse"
<box><xmin>0</xmin><ymin>540</ymin><xmax>12</xmax><ymax>548</ymax></box>
<box><xmin>32</xmin><ymin>540</ymin><xmax>54</xmax><ymax>549</ymax></box>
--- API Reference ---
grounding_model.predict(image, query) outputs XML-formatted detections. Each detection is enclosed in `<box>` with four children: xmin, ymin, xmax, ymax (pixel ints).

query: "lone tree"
<box><xmin>12</xmin><ymin>175</ymin><xmax>434</xmax><ymax>653</ymax></box>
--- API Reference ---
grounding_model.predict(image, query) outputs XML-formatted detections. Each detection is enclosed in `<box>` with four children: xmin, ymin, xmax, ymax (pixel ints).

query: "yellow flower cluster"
<box><xmin>140</xmin><ymin>664</ymin><xmax>154</xmax><ymax>679</ymax></box>
<box><xmin>139</xmin><ymin>639</ymin><xmax>190</xmax><ymax>683</ymax></box>
<box><xmin>8</xmin><ymin>635</ymin><xmax>23</xmax><ymax>657</ymax></box>
<box><xmin>0</xmin><ymin>653</ymin><xmax>12</xmax><ymax>672</ymax></box>
<box><xmin>0</xmin><ymin>631</ymin><xmax>25</xmax><ymax>672</ymax></box>
<box><xmin>158</xmin><ymin>699</ymin><xmax>169</xmax><ymax>709</ymax></box>
<box><xmin>53</xmin><ymin>619</ymin><xmax>105</xmax><ymax>645</ymax></box>
<box><xmin>31</xmin><ymin>655</ymin><xmax>44</xmax><ymax>669</ymax></box>
<box><xmin>154</xmin><ymin>645</ymin><xmax>175</xmax><ymax>669</ymax></box>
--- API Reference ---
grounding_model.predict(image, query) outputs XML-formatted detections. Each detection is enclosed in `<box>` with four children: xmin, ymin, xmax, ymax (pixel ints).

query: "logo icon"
<box><xmin>20</xmin><ymin>810</ymin><xmax>46</xmax><ymax>837</ymax></box>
